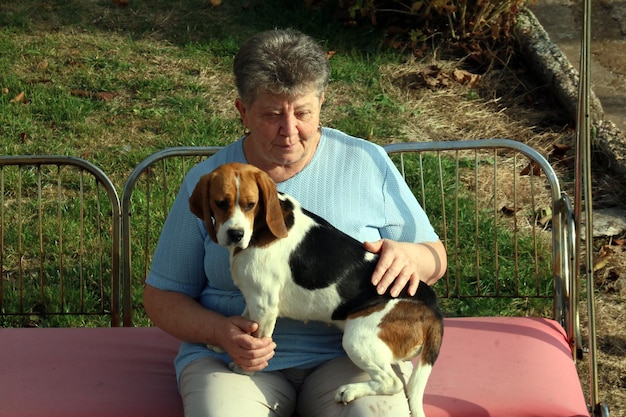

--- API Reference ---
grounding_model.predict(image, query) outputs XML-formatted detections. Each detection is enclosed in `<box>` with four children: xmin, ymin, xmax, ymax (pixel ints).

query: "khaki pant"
<box><xmin>180</xmin><ymin>356</ymin><xmax>413</xmax><ymax>417</ymax></box>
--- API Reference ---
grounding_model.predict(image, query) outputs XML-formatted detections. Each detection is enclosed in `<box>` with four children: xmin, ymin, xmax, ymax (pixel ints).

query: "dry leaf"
<box><xmin>452</xmin><ymin>69</ymin><xmax>481</xmax><ymax>88</ymax></box>
<box><xmin>70</xmin><ymin>89</ymin><xmax>92</xmax><ymax>98</ymax></box>
<box><xmin>415</xmin><ymin>65</ymin><xmax>457</xmax><ymax>89</ymax></box>
<box><xmin>594</xmin><ymin>245</ymin><xmax>615</xmax><ymax>271</ymax></box>
<box><xmin>594</xmin><ymin>254</ymin><xmax>611</xmax><ymax>272</ymax></box>
<box><xmin>209</xmin><ymin>0</ymin><xmax>222</xmax><ymax>6</ymax></box>
<box><xmin>93</xmin><ymin>91</ymin><xmax>117</xmax><ymax>101</ymax></box>
<box><xmin>599</xmin><ymin>245</ymin><xmax>615</xmax><ymax>257</ymax></box>
<box><xmin>10</xmin><ymin>92</ymin><xmax>26</xmax><ymax>103</ymax></box>
<box><xmin>550</xmin><ymin>143</ymin><xmax>570</xmax><ymax>160</ymax></box>
<box><xmin>520</xmin><ymin>160</ymin><xmax>541</xmax><ymax>176</ymax></box>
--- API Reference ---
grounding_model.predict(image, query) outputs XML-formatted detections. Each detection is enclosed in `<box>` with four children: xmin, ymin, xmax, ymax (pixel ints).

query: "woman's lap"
<box><xmin>180</xmin><ymin>356</ymin><xmax>412</xmax><ymax>417</ymax></box>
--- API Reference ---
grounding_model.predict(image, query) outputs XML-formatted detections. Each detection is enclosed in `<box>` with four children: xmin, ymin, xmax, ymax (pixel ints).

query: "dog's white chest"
<box><xmin>230</xmin><ymin>246</ymin><xmax>343</xmax><ymax>323</ymax></box>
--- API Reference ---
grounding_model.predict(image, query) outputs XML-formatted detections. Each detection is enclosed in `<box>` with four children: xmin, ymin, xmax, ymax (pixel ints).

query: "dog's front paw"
<box><xmin>334</xmin><ymin>383</ymin><xmax>372</xmax><ymax>404</ymax></box>
<box><xmin>228</xmin><ymin>361</ymin><xmax>256</xmax><ymax>376</ymax></box>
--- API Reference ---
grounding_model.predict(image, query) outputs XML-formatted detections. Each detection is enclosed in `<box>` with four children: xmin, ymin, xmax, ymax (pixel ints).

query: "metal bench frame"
<box><xmin>0</xmin><ymin>139</ymin><xmax>608</xmax><ymax>415</ymax></box>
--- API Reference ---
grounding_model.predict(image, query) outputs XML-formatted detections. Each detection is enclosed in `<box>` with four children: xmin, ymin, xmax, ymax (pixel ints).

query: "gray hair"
<box><xmin>234</xmin><ymin>29</ymin><xmax>330</xmax><ymax>105</ymax></box>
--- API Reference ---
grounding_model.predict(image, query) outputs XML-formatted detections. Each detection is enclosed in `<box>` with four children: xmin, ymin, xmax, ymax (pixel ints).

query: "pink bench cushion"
<box><xmin>0</xmin><ymin>317</ymin><xmax>588</xmax><ymax>417</ymax></box>
<box><xmin>0</xmin><ymin>327</ymin><xmax>183</xmax><ymax>417</ymax></box>
<box><xmin>425</xmin><ymin>317</ymin><xmax>588</xmax><ymax>417</ymax></box>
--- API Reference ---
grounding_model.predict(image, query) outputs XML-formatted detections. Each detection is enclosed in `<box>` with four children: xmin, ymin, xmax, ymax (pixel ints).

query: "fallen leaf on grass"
<box><xmin>92</xmin><ymin>91</ymin><xmax>118</xmax><ymax>101</ymax></box>
<box><xmin>112</xmin><ymin>0</ymin><xmax>129</xmax><ymax>6</ymax></box>
<box><xmin>209</xmin><ymin>0</ymin><xmax>222</xmax><ymax>6</ymax></box>
<box><xmin>70</xmin><ymin>89</ymin><xmax>91</xmax><ymax>98</ymax></box>
<box><xmin>417</xmin><ymin>65</ymin><xmax>450</xmax><ymax>88</ymax></box>
<box><xmin>10</xmin><ymin>92</ymin><xmax>26</xmax><ymax>104</ymax></box>
<box><xmin>415</xmin><ymin>65</ymin><xmax>480</xmax><ymax>90</ymax></box>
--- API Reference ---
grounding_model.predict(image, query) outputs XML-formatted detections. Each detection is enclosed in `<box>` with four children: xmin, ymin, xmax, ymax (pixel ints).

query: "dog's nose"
<box><xmin>227</xmin><ymin>229</ymin><xmax>245</xmax><ymax>243</ymax></box>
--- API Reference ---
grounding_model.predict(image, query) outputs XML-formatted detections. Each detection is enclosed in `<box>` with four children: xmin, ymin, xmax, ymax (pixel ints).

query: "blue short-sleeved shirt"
<box><xmin>146</xmin><ymin>127</ymin><xmax>439</xmax><ymax>382</ymax></box>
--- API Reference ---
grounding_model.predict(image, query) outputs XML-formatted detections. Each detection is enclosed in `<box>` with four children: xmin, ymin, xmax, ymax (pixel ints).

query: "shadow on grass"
<box><xmin>0</xmin><ymin>0</ymin><xmax>387</xmax><ymax>52</ymax></box>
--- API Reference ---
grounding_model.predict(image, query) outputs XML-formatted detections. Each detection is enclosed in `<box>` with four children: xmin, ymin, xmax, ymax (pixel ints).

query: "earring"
<box><xmin>243</xmin><ymin>127</ymin><xmax>251</xmax><ymax>136</ymax></box>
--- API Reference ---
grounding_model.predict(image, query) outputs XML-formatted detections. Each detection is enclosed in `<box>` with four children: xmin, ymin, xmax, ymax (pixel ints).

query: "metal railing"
<box><xmin>0</xmin><ymin>156</ymin><xmax>121</xmax><ymax>327</ymax></box>
<box><xmin>0</xmin><ymin>139</ymin><xmax>603</xmax><ymax>414</ymax></box>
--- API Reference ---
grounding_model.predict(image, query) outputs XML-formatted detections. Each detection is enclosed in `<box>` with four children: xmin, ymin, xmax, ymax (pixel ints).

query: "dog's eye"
<box><xmin>243</xmin><ymin>202</ymin><xmax>256</xmax><ymax>212</ymax></box>
<box><xmin>215</xmin><ymin>200</ymin><xmax>229</xmax><ymax>211</ymax></box>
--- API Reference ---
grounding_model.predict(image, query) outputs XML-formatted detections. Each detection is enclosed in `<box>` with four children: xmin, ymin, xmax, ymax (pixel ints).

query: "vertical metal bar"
<box><xmin>95</xmin><ymin>181</ymin><xmax>105</xmax><ymax>313</ymax></box>
<box><xmin>512</xmin><ymin>152</ymin><xmax>520</xmax><ymax>295</ymax></box>
<box><xmin>576</xmin><ymin>0</ymin><xmax>599</xmax><ymax>410</ymax></box>
<box><xmin>493</xmin><ymin>149</ymin><xmax>500</xmax><ymax>296</ymax></box>
<box><xmin>474</xmin><ymin>150</ymin><xmax>481</xmax><ymax>295</ymax></box>
<box><xmin>418</xmin><ymin>153</ymin><xmax>426</xmax><ymax>210</ymax></box>
<box><xmin>0</xmin><ymin>167</ymin><xmax>4</xmax><ymax>309</ymax></box>
<box><xmin>143</xmin><ymin>172</ymin><xmax>152</xmax><ymax>289</ymax></box>
<box><xmin>56</xmin><ymin>165</ymin><xmax>64</xmax><ymax>311</ymax></box>
<box><xmin>161</xmin><ymin>159</ymin><xmax>168</xmax><ymax>217</ymax></box>
<box><xmin>37</xmin><ymin>166</ymin><xmax>45</xmax><ymax>308</ymax></box>
<box><xmin>79</xmin><ymin>169</ymin><xmax>85</xmax><ymax>312</ymax></box>
<box><xmin>454</xmin><ymin>150</ymin><xmax>461</xmax><ymax>297</ymax></box>
<box><xmin>435</xmin><ymin>151</ymin><xmax>449</xmax><ymax>296</ymax></box>
<box><xmin>17</xmin><ymin>167</ymin><xmax>24</xmax><ymax>313</ymax></box>
<box><xmin>526</xmin><ymin>154</ymin><xmax>540</xmax><ymax>295</ymax></box>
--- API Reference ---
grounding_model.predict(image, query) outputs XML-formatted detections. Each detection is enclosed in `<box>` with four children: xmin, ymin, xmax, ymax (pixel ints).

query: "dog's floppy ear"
<box><xmin>256</xmin><ymin>171</ymin><xmax>288</xmax><ymax>239</ymax></box>
<box><xmin>189</xmin><ymin>173</ymin><xmax>218</xmax><ymax>243</ymax></box>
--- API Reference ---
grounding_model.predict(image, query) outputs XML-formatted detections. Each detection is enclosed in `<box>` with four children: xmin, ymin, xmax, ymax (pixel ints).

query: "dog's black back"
<box><xmin>284</xmin><ymin>201</ymin><xmax>440</xmax><ymax>321</ymax></box>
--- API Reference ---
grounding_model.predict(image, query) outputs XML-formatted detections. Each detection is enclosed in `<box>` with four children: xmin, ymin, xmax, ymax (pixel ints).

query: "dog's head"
<box><xmin>189</xmin><ymin>162</ymin><xmax>288</xmax><ymax>249</ymax></box>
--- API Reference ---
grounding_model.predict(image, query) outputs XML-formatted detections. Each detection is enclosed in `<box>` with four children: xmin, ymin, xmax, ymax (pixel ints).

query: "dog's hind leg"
<box><xmin>405</xmin><ymin>361</ymin><xmax>431</xmax><ymax>417</ymax></box>
<box><xmin>406</xmin><ymin>317</ymin><xmax>443</xmax><ymax>417</ymax></box>
<box><xmin>334</xmin><ymin>313</ymin><xmax>404</xmax><ymax>405</ymax></box>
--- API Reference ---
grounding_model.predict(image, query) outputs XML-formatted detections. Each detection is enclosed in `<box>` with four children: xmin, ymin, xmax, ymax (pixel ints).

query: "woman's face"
<box><xmin>236</xmin><ymin>89</ymin><xmax>324</xmax><ymax>172</ymax></box>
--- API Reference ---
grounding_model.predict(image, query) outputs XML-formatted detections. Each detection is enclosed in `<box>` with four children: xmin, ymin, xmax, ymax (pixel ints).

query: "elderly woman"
<box><xmin>143</xmin><ymin>29</ymin><xmax>447</xmax><ymax>417</ymax></box>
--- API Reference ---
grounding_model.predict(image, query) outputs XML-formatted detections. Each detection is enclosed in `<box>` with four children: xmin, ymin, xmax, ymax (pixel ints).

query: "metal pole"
<box><xmin>575</xmin><ymin>0</ymin><xmax>599</xmax><ymax>412</ymax></box>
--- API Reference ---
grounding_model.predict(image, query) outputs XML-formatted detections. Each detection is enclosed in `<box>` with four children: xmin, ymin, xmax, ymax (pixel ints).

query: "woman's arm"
<box><xmin>364</xmin><ymin>238</ymin><xmax>447</xmax><ymax>296</ymax></box>
<box><xmin>143</xmin><ymin>284</ymin><xmax>276</xmax><ymax>372</ymax></box>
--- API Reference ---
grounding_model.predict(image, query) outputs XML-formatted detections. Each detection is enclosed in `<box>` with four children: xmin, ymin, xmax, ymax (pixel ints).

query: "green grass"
<box><xmin>1</xmin><ymin>0</ymin><xmax>556</xmax><ymax>327</ymax></box>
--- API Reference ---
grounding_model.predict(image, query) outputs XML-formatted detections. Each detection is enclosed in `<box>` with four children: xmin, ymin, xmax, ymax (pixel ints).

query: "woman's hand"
<box><xmin>216</xmin><ymin>316</ymin><xmax>277</xmax><ymax>373</ymax></box>
<box><xmin>143</xmin><ymin>285</ymin><xmax>276</xmax><ymax>373</ymax></box>
<box><xmin>364</xmin><ymin>239</ymin><xmax>446</xmax><ymax>297</ymax></box>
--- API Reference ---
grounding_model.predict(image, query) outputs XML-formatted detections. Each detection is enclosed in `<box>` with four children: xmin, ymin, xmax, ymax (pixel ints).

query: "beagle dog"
<box><xmin>189</xmin><ymin>162</ymin><xmax>443</xmax><ymax>417</ymax></box>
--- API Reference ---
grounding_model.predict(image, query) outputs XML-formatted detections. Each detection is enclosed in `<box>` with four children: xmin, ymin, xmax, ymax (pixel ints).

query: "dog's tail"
<box><xmin>406</xmin><ymin>319</ymin><xmax>443</xmax><ymax>417</ymax></box>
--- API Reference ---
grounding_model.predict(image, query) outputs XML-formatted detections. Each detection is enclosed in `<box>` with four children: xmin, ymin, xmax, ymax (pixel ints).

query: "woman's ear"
<box><xmin>235</xmin><ymin>97</ymin><xmax>248</xmax><ymax>127</ymax></box>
